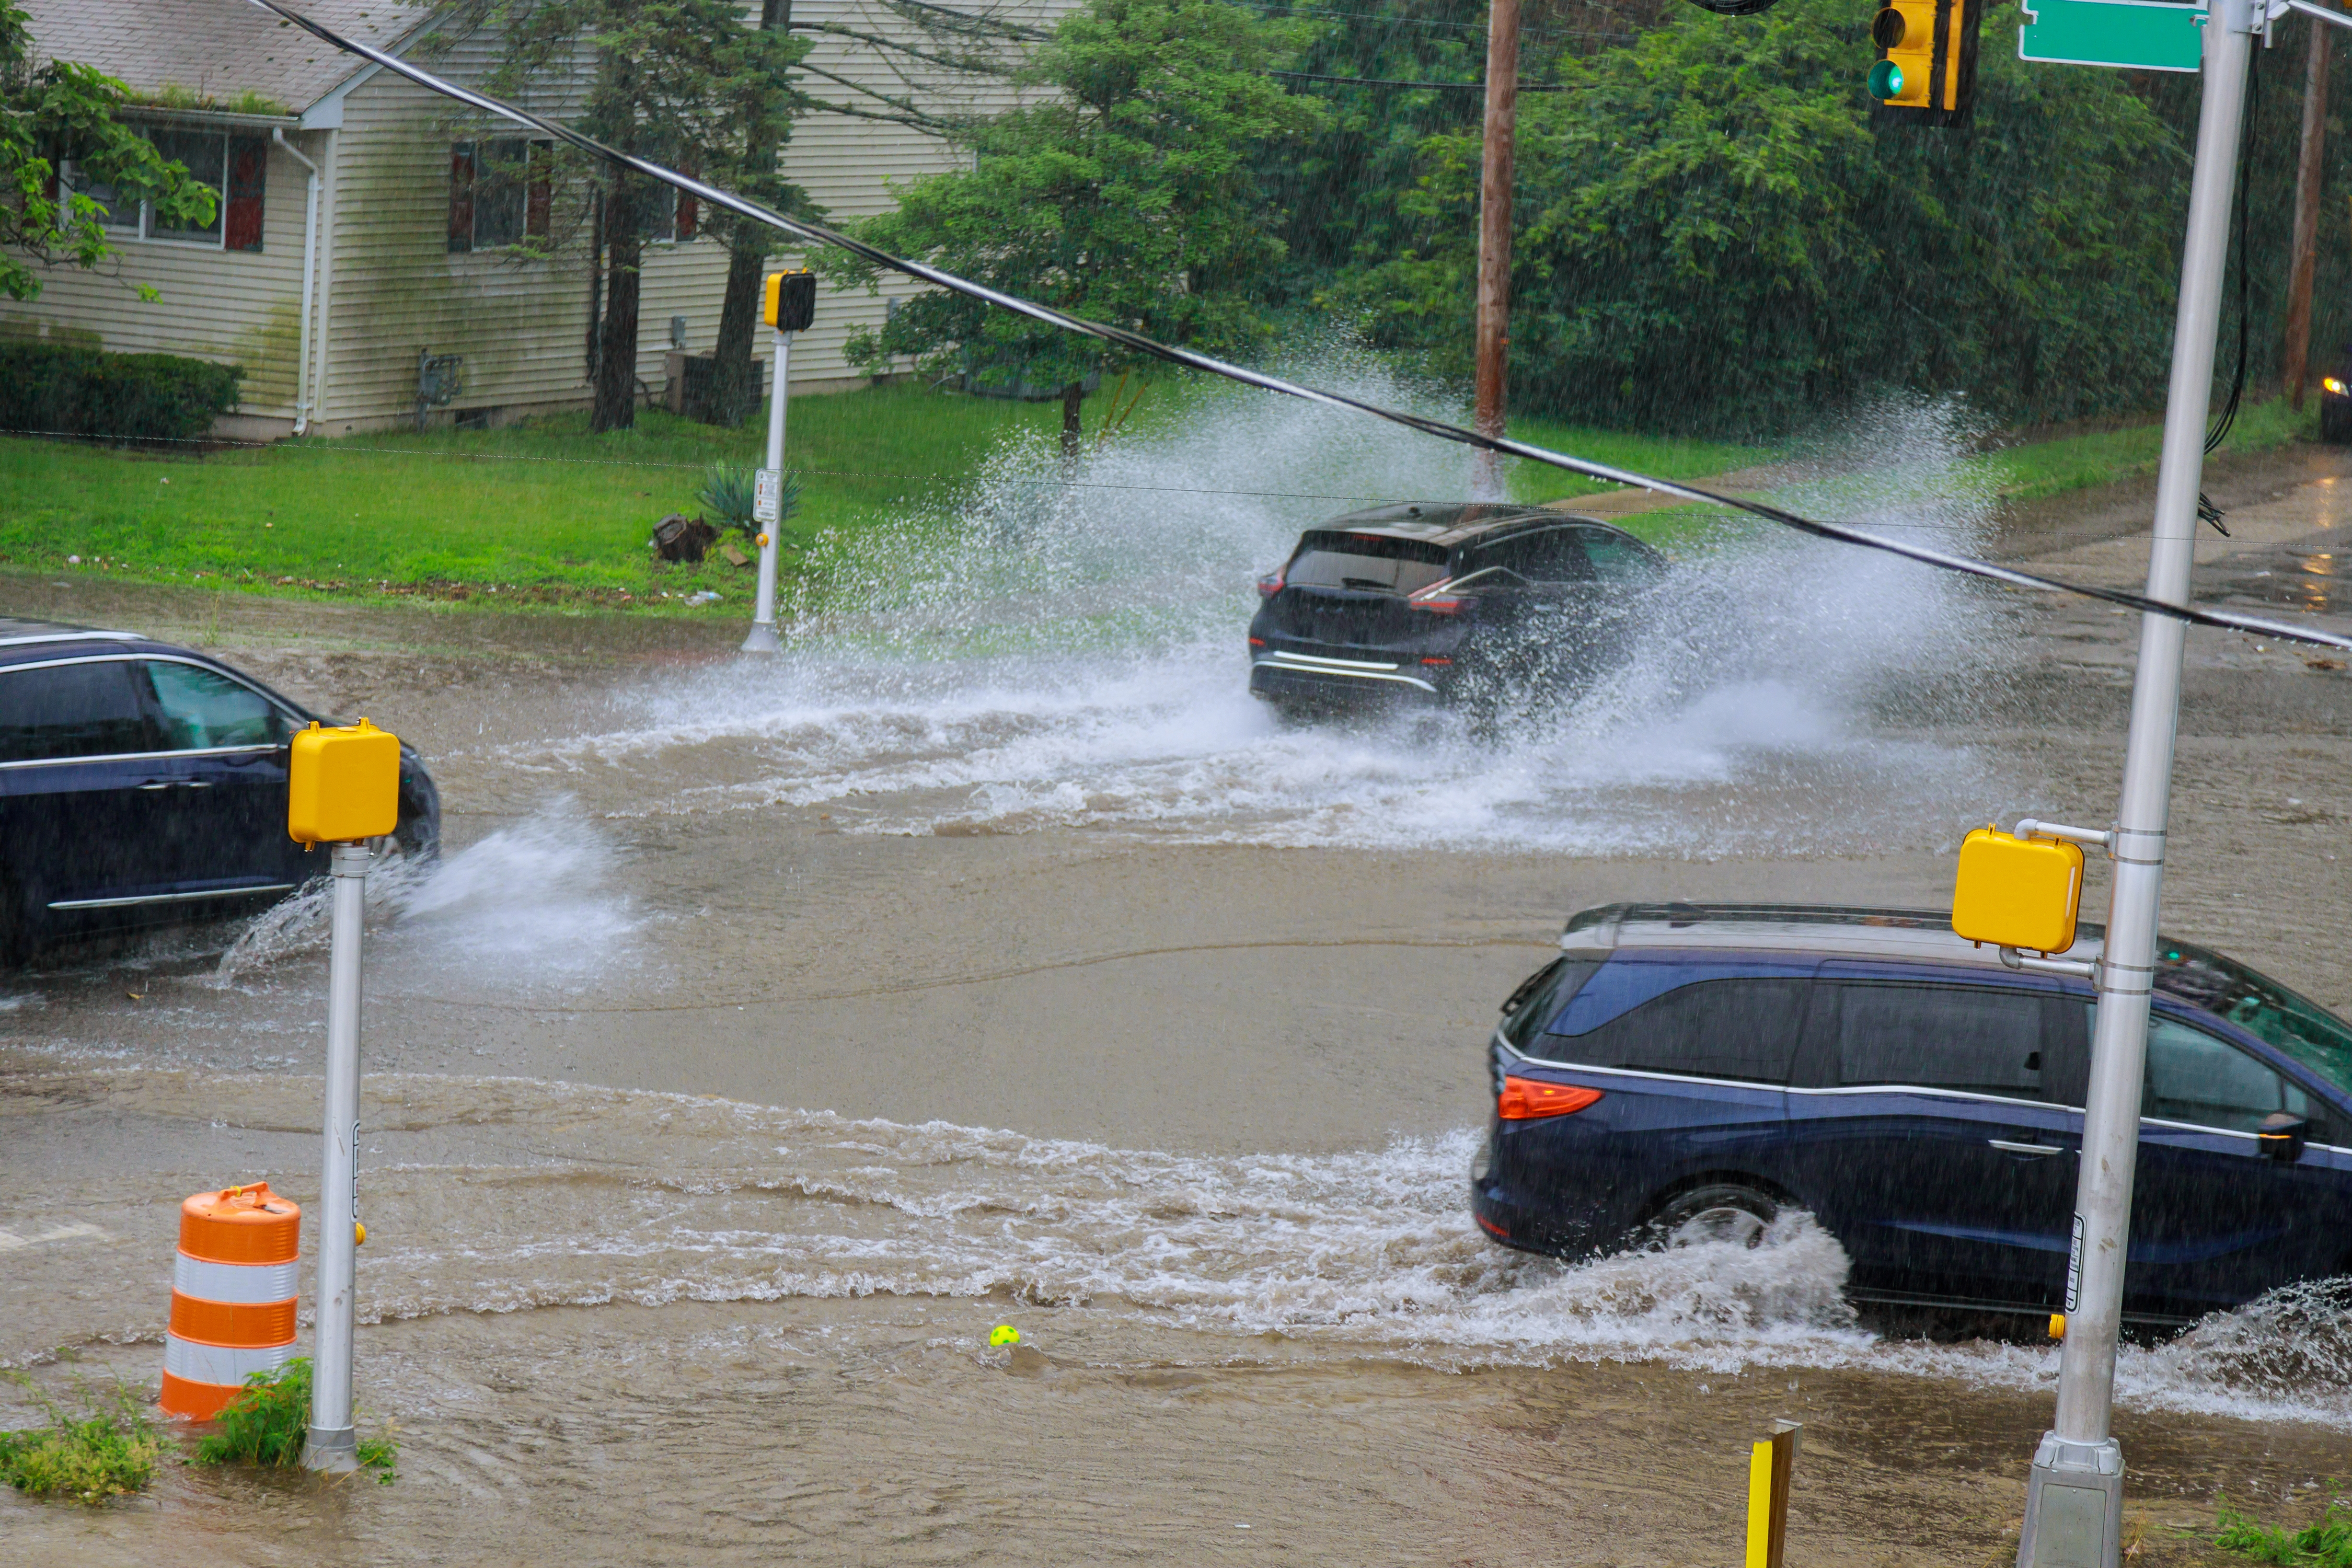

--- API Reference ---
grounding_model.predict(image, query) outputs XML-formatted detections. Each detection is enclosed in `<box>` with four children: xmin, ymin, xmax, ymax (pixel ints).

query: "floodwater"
<box><xmin>4</xmin><ymin>384</ymin><xmax>2351</xmax><ymax>1565</ymax></box>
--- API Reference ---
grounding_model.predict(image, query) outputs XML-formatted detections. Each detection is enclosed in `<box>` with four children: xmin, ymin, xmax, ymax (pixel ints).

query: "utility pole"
<box><xmin>1470</xmin><ymin>0</ymin><xmax>1520</xmax><ymax>504</ymax></box>
<box><xmin>2286</xmin><ymin>13</ymin><xmax>2332</xmax><ymax>410</ymax></box>
<box><xmin>2016</xmin><ymin>6</ymin><xmax>2254</xmax><ymax>1566</ymax></box>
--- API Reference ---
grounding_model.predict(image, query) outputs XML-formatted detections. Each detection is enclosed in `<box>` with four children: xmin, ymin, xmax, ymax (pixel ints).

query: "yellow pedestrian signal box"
<box><xmin>764</xmin><ymin>269</ymin><xmax>816</xmax><ymax>332</ymax></box>
<box><xmin>1951</xmin><ymin>826</ymin><xmax>2084</xmax><ymax>955</ymax></box>
<box><xmin>1869</xmin><ymin>0</ymin><xmax>1979</xmax><ymax>125</ymax></box>
<box><xmin>287</xmin><ymin>718</ymin><xmax>400</xmax><ymax>845</ymax></box>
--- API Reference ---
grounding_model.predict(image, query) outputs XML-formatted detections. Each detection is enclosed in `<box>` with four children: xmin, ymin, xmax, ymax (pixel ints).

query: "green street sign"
<box><xmin>2019</xmin><ymin>0</ymin><xmax>2207</xmax><ymax>71</ymax></box>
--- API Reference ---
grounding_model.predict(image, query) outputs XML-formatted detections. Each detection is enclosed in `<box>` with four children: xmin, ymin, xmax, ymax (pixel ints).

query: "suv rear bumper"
<box><xmin>1249</xmin><ymin>650</ymin><xmax>1442</xmax><ymax>706</ymax></box>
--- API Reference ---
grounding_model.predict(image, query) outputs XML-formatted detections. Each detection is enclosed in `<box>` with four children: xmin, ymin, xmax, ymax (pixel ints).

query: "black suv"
<box><xmin>1475</xmin><ymin>902</ymin><xmax>2352</xmax><ymax>1327</ymax></box>
<box><xmin>0</xmin><ymin>618</ymin><xmax>440</xmax><ymax>962</ymax></box>
<box><xmin>1247</xmin><ymin>503</ymin><xmax>1668</xmax><ymax>716</ymax></box>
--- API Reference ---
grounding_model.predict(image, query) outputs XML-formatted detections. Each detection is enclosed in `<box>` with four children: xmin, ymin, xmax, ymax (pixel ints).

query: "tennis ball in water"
<box><xmin>989</xmin><ymin>1324</ymin><xmax>1021</xmax><ymax>1347</ymax></box>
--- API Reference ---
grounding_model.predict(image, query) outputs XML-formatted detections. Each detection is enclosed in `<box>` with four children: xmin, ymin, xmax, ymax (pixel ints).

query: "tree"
<box><xmin>0</xmin><ymin>0</ymin><xmax>217</xmax><ymax>302</ymax></box>
<box><xmin>1333</xmin><ymin>0</ymin><xmax>2189</xmax><ymax>434</ymax></box>
<box><xmin>450</xmin><ymin>0</ymin><xmax>805</xmax><ymax>432</ymax></box>
<box><xmin>706</xmin><ymin>0</ymin><xmax>813</xmax><ymax>429</ymax></box>
<box><xmin>835</xmin><ymin>0</ymin><xmax>1325</xmax><ymax>448</ymax></box>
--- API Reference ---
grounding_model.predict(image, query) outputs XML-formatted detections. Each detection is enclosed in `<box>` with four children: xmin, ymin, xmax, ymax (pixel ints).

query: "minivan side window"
<box><xmin>1575</xmin><ymin>528</ymin><xmax>1661</xmax><ymax>586</ymax></box>
<box><xmin>1544</xmin><ymin>977</ymin><xmax>1810</xmax><ymax>1084</ymax></box>
<box><xmin>142</xmin><ymin>661</ymin><xmax>286</xmax><ymax>750</ymax></box>
<box><xmin>1832</xmin><ymin>984</ymin><xmax>2048</xmax><ymax>1099</ymax></box>
<box><xmin>2132</xmin><ymin>1010</ymin><xmax>2313</xmax><ymax>1134</ymax></box>
<box><xmin>0</xmin><ymin>662</ymin><xmax>156</xmax><ymax>763</ymax></box>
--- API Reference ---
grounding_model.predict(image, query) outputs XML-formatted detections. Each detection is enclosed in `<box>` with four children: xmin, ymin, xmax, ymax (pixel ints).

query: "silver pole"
<box><xmin>302</xmin><ymin>840</ymin><xmax>370</xmax><ymax>1473</ymax></box>
<box><xmin>743</xmin><ymin>326</ymin><xmax>790</xmax><ymax>653</ymax></box>
<box><xmin>2019</xmin><ymin>9</ymin><xmax>2252</xmax><ymax>1566</ymax></box>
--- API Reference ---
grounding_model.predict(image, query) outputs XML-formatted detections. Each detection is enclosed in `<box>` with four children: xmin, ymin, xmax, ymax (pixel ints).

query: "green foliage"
<box><xmin>2217</xmin><ymin>1491</ymin><xmax>2352</xmax><ymax>1565</ymax></box>
<box><xmin>0</xmin><ymin>342</ymin><xmax>243</xmax><ymax>442</ymax></box>
<box><xmin>0</xmin><ymin>0</ymin><xmax>220</xmax><ymax>301</ymax></box>
<box><xmin>836</xmin><ymin>0</ymin><xmax>1326</xmax><ymax>387</ymax></box>
<box><xmin>0</xmin><ymin>1375</ymin><xmax>163</xmax><ymax>1504</ymax></box>
<box><xmin>698</xmin><ymin>460</ymin><xmax>797</xmax><ymax>538</ymax></box>
<box><xmin>192</xmin><ymin>1359</ymin><xmax>396</xmax><ymax>1483</ymax></box>
<box><xmin>1334</xmin><ymin>0</ymin><xmax>2188</xmax><ymax>434</ymax></box>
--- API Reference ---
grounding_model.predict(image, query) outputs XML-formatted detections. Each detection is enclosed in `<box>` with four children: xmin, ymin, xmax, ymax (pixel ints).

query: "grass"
<box><xmin>191</xmin><ymin>1359</ymin><xmax>396</xmax><ymax>1483</ymax></box>
<box><xmin>2216</xmin><ymin>1492</ymin><xmax>2352</xmax><ymax>1565</ymax></box>
<box><xmin>0</xmin><ymin>372</ymin><xmax>2326</xmax><ymax>616</ymax></box>
<box><xmin>0</xmin><ymin>1374</ymin><xmax>165</xmax><ymax>1504</ymax></box>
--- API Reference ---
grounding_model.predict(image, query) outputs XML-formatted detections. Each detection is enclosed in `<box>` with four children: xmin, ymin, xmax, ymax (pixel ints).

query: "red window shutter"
<box><xmin>676</xmin><ymin>190</ymin><xmax>697</xmax><ymax>242</ymax></box>
<box><xmin>448</xmin><ymin>143</ymin><xmax>475</xmax><ymax>252</ymax></box>
<box><xmin>225</xmin><ymin>136</ymin><xmax>268</xmax><ymax>251</ymax></box>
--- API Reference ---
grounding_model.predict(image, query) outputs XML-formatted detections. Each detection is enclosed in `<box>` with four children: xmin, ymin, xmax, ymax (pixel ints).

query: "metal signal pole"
<box><xmin>2018</xmin><ymin>6</ymin><xmax>2254</xmax><ymax>1565</ymax></box>
<box><xmin>1470</xmin><ymin>0</ymin><xmax>1521</xmax><ymax>504</ymax></box>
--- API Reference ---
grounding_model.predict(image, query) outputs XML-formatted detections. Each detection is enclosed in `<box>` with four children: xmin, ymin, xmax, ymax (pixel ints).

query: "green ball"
<box><xmin>989</xmin><ymin>1324</ymin><xmax>1020</xmax><ymax>1347</ymax></box>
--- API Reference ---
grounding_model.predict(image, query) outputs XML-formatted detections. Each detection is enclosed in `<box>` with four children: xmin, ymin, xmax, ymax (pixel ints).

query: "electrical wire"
<box><xmin>2196</xmin><ymin>39</ymin><xmax>2259</xmax><ymax>536</ymax></box>
<box><xmin>240</xmin><ymin>0</ymin><xmax>2352</xmax><ymax>657</ymax></box>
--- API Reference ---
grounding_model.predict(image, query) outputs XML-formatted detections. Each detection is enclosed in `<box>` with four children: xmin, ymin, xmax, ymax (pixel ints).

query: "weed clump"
<box><xmin>2217</xmin><ymin>1491</ymin><xmax>2352</xmax><ymax>1565</ymax></box>
<box><xmin>192</xmin><ymin>1359</ymin><xmax>396</xmax><ymax>1483</ymax></box>
<box><xmin>0</xmin><ymin>1375</ymin><xmax>163</xmax><ymax>1504</ymax></box>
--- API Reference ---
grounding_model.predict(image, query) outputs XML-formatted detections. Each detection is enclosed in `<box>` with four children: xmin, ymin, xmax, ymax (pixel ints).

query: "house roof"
<box><xmin>24</xmin><ymin>0</ymin><xmax>430</xmax><ymax>113</ymax></box>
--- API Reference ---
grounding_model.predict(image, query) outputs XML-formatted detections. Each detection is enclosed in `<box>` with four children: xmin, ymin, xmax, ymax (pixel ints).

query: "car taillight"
<box><xmin>1407</xmin><ymin>581</ymin><xmax>1466</xmax><ymax>615</ymax></box>
<box><xmin>1248</xmin><ymin>637</ymin><xmax>1266</xmax><ymax>648</ymax></box>
<box><xmin>1497</xmin><ymin>1076</ymin><xmax>1602</xmax><ymax>1121</ymax></box>
<box><xmin>1257</xmin><ymin>571</ymin><xmax>1285</xmax><ymax>597</ymax></box>
<box><xmin>1420</xmin><ymin>656</ymin><xmax>1451</xmax><ymax>666</ymax></box>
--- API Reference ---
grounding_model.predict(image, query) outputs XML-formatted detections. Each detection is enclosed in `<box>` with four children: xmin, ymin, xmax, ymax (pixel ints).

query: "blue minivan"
<box><xmin>1472</xmin><ymin>903</ymin><xmax>2352</xmax><ymax>1327</ymax></box>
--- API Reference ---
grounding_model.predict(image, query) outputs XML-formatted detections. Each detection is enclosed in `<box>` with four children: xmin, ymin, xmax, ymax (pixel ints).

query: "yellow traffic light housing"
<box><xmin>763</xmin><ymin>269</ymin><xmax>816</xmax><ymax>332</ymax></box>
<box><xmin>1951</xmin><ymin>826</ymin><xmax>2085</xmax><ymax>955</ymax></box>
<box><xmin>1870</xmin><ymin>0</ymin><xmax>1979</xmax><ymax>125</ymax></box>
<box><xmin>287</xmin><ymin>718</ymin><xmax>401</xmax><ymax>845</ymax></box>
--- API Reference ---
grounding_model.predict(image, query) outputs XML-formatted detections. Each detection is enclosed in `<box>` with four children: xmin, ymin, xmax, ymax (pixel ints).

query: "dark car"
<box><xmin>1247</xmin><ymin>503</ymin><xmax>1668</xmax><ymax>716</ymax></box>
<box><xmin>0</xmin><ymin>618</ymin><xmax>440</xmax><ymax>963</ymax></box>
<box><xmin>2323</xmin><ymin>345</ymin><xmax>2352</xmax><ymax>442</ymax></box>
<box><xmin>1472</xmin><ymin>902</ymin><xmax>2352</xmax><ymax>1327</ymax></box>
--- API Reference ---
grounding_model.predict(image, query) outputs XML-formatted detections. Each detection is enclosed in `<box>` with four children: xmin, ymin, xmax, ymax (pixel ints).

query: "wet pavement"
<box><xmin>3</xmin><ymin>410</ymin><xmax>2351</xmax><ymax>1565</ymax></box>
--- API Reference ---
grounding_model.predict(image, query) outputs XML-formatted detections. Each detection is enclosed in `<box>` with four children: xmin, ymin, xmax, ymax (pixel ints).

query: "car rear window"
<box><xmin>1540</xmin><ymin>975</ymin><xmax>1809</xmax><ymax>1084</ymax></box>
<box><xmin>0</xmin><ymin>661</ymin><xmax>155</xmax><ymax>763</ymax></box>
<box><xmin>1285</xmin><ymin>531</ymin><xmax>1450</xmax><ymax>595</ymax></box>
<box><xmin>1830</xmin><ymin>983</ymin><xmax>2048</xmax><ymax>1099</ymax></box>
<box><xmin>1500</xmin><ymin>956</ymin><xmax>1600</xmax><ymax>1049</ymax></box>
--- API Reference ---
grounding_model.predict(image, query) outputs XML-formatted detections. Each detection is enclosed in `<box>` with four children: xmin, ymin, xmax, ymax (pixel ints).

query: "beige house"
<box><xmin>4</xmin><ymin>0</ymin><xmax>1065</xmax><ymax>437</ymax></box>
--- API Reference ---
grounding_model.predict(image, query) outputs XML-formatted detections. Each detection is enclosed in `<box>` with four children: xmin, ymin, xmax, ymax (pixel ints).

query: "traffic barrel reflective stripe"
<box><xmin>159</xmin><ymin>1182</ymin><xmax>301</xmax><ymax>1421</ymax></box>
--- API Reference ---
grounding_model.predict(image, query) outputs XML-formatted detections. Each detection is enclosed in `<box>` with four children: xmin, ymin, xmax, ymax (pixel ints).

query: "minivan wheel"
<box><xmin>1641</xmin><ymin>1183</ymin><xmax>1780</xmax><ymax>1251</ymax></box>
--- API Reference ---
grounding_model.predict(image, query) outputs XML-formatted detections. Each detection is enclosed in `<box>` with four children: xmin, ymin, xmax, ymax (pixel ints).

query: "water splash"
<box><xmin>545</xmin><ymin>370</ymin><xmax>2014</xmax><ymax>855</ymax></box>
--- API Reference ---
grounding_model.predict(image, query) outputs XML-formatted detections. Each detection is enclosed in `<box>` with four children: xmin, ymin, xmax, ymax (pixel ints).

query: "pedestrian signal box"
<box><xmin>287</xmin><ymin>718</ymin><xmax>400</xmax><ymax>845</ymax></box>
<box><xmin>764</xmin><ymin>269</ymin><xmax>816</xmax><ymax>332</ymax></box>
<box><xmin>1869</xmin><ymin>0</ymin><xmax>1980</xmax><ymax>125</ymax></box>
<box><xmin>1951</xmin><ymin>826</ymin><xmax>2084</xmax><ymax>955</ymax></box>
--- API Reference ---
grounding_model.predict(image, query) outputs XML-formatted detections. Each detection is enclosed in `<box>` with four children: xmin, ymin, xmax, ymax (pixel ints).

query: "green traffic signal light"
<box><xmin>1867</xmin><ymin>59</ymin><xmax>1904</xmax><ymax>98</ymax></box>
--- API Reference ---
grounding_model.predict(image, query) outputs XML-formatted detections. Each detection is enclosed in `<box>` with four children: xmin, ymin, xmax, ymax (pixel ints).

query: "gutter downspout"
<box><xmin>273</xmin><ymin>129</ymin><xmax>320</xmax><ymax>434</ymax></box>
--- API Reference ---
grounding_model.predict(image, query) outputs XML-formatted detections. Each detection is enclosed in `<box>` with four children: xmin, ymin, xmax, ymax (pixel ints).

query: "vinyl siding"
<box><xmin>0</xmin><ymin>130</ymin><xmax>326</xmax><ymax>422</ymax></box>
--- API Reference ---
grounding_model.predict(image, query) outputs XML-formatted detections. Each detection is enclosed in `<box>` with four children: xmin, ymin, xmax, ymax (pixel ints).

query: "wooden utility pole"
<box><xmin>2286</xmin><ymin>19</ymin><xmax>2332</xmax><ymax>410</ymax></box>
<box><xmin>1470</xmin><ymin>0</ymin><xmax>1521</xmax><ymax>502</ymax></box>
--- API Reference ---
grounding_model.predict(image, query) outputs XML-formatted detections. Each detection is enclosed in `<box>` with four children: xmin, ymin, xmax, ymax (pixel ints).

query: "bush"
<box><xmin>0</xmin><ymin>1375</ymin><xmax>163</xmax><ymax>1504</ymax></box>
<box><xmin>191</xmin><ymin>1358</ymin><xmax>396</xmax><ymax>1482</ymax></box>
<box><xmin>2218</xmin><ymin>1492</ymin><xmax>2352</xmax><ymax>1565</ymax></box>
<box><xmin>0</xmin><ymin>342</ymin><xmax>243</xmax><ymax>444</ymax></box>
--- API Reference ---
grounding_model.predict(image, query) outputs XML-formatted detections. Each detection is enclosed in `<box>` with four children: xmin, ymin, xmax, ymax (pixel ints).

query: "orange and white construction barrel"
<box><xmin>160</xmin><ymin>1182</ymin><xmax>301</xmax><ymax>1420</ymax></box>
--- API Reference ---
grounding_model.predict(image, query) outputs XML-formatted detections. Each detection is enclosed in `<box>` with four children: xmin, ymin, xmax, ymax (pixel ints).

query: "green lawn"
<box><xmin>0</xmin><ymin>377</ymin><xmax>2324</xmax><ymax>616</ymax></box>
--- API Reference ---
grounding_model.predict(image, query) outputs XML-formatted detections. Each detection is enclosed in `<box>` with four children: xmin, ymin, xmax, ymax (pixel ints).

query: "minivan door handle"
<box><xmin>1988</xmin><ymin>1139</ymin><xmax>2065</xmax><ymax>1157</ymax></box>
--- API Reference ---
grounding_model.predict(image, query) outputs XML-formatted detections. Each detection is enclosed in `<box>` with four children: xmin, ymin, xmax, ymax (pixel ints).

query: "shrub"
<box><xmin>2217</xmin><ymin>1492</ymin><xmax>2352</xmax><ymax>1565</ymax></box>
<box><xmin>191</xmin><ymin>1358</ymin><xmax>396</xmax><ymax>1482</ymax></box>
<box><xmin>0</xmin><ymin>1376</ymin><xmax>163</xmax><ymax>1504</ymax></box>
<box><xmin>697</xmin><ymin>460</ymin><xmax>798</xmax><ymax>540</ymax></box>
<box><xmin>0</xmin><ymin>342</ymin><xmax>243</xmax><ymax>444</ymax></box>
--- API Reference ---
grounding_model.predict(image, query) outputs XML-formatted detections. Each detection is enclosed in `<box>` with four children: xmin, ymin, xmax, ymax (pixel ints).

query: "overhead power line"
<box><xmin>239</xmin><ymin>0</ymin><xmax>2352</xmax><ymax>658</ymax></box>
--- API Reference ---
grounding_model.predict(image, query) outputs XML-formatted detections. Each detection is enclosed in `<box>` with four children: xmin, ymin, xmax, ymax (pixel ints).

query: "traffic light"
<box><xmin>763</xmin><ymin>269</ymin><xmax>815</xmax><ymax>332</ymax></box>
<box><xmin>1868</xmin><ymin>0</ymin><xmax>1979</xmax><ymax>126</ymax></box>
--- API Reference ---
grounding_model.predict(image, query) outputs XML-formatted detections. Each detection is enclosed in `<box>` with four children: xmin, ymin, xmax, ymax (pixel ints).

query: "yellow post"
<box><xmin>1744</xmin><ymin>1439</ymin><xmax>1775</xmax><ymax>1568</ymax></box>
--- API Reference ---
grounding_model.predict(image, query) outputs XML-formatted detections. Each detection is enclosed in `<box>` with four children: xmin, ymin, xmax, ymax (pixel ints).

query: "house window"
<box><xmin>448</xmin><ymin>139</ymin><xmax>552</xmax><ymax>252</ymax></box>
<box><xmin>65</xmin><ymin>129</ymin><xmax>267</xmax><ymax>250</ymax></box>
<box><xmin>643</xmin><ymin>179</ymin><xmax>698</xmax><ymax>245</ymax></box>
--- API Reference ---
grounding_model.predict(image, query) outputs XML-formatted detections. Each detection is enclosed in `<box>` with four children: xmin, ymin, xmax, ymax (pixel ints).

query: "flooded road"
<box><xmin>4</xmin><ymin>396</ymin><xmax>2351</xmax><ymax>1564</ymax></box>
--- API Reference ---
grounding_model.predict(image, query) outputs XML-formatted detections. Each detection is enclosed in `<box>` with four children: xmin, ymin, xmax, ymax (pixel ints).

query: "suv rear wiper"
<box><xmin>1339</xmin><ymin>577</ymin><xmax>1396</xmax><ymax>592</ymax></box>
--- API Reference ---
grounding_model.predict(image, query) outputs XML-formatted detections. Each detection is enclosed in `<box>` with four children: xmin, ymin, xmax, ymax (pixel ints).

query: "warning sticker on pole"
<box><xmin>2066</xmin><ymin>1213</ymin><xmax>2084</xmax><ymax>1313</ymax></box>
<box><xmin>754</xmin><ymin>467</ymin><xmax>782</xmax><ymax>524</ymax></box>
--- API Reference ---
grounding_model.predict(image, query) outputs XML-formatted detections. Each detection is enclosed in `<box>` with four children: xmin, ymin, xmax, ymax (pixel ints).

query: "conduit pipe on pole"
<box><xmin>2017</xmin><ymin>7</ymin><xmax>2254</xmax><ymax>1565</ymax></box>
<box><xmin>1470</xmin><ymin>0</ymin><xmax>1520</xmax><ymax>504</ymax></box>
<box><xmin>272</xmin><ymin>129</ymin><xmax>321</xmax><ymax>435</ymax></box>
